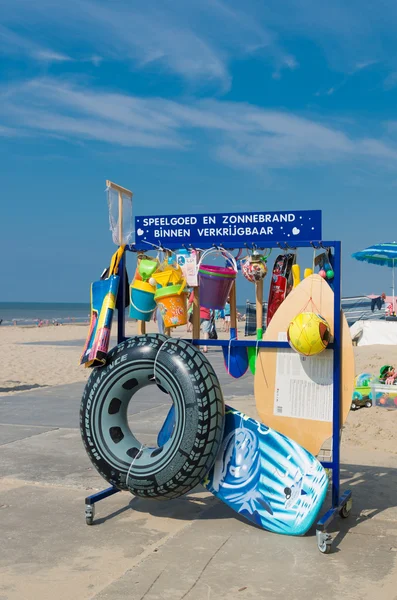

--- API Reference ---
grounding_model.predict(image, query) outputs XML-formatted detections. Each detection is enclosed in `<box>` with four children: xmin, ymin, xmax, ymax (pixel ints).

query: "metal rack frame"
<box><xmin>85</xmin><ymin>238</ymin><xmax>352</xmax><ymax>554</ymax></box>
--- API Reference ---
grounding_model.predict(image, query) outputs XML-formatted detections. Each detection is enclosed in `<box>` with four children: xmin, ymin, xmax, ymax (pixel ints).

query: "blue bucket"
<box><xmin>129</xmin><ymin>280</ymin><xmax>156</xmax><ymax>321</ymax></box>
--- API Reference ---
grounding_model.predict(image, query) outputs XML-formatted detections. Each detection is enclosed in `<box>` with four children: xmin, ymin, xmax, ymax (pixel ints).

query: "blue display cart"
<box><xmin>84</xmin><ymin>214</ymin><xmax>352</xmax><ymax>554</ymax></box>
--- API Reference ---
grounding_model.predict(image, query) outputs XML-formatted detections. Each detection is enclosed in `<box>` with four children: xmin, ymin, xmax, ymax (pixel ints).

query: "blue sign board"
<box><xmin>135</xmin><ymin>210</ymin><xmax>321</xmax><ymax>247</ymax></box>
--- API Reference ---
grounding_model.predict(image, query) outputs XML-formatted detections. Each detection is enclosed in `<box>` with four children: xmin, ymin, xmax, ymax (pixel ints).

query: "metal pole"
<box><xmin>117</xmin><ymin>252</ymin><xmax>126</xmax><ymax>343</ymax></box>
<box><xmin>393</xmin><ymin>259</ymin><xmax>395</xmax><ymax>315</ymax></box>
<box><xmin>331</xmin><ymin>241</ymin><xmax>342</xmax><ymax>508</ymax></box>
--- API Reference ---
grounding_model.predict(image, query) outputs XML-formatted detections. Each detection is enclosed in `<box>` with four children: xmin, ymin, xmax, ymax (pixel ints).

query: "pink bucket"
<box><xmin>199</xmin><ymin>265</ymin><xmax>234</xmax><ymax>275</ymax></box>
<box><xmin>198</xmin><ymin>249</ymin><xmax>237</xmax><ymax>310</ymax></box>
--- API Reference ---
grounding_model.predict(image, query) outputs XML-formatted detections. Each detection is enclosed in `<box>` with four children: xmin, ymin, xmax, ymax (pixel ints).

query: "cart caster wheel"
<box><xmin>318</xmin><ymin>540</ymin><xmax>332</xmax><ymax>554</ymax></box>
<box><xmin>339</xmin><ymin>498</ymin><xmax>352</xmax><ymax>519</ymax></box>
<box><xmin>85</xmin><ymin>504</ymin><xmax>95</xmax><ymax>526</ymax></box>
<box><xmin>316</xmin><ymin>530</ymin><xmax>332</xmax><ymax>554</ymax></box>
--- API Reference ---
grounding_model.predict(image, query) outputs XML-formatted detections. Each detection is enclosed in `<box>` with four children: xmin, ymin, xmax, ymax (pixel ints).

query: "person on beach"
<box><xmin>187</xmin><ymin>290</ymin><xmax>193</xmax><ymax>332</ymax></box>
<box><xmin>371</xmin><ymin>292</ymin><xmax>386</xmax><ymax>312</ymax></box>
<box><xmin>199</xmin><ymin>305</ymin><xmax>211</xmax><ymax>353</ymax></box>
<box><xmin>215</xmin><ymin>309</ymin><xmax>224</xmax><ymax>330</ymax></box>
<box><xmin>224</xmin><ymin>301</ymin><xmax>231</xmax><ymax>333</ymax></box>
<box><xmin>153</xmin><ymin>306</ymin><xmax>165</xmax><ymax>335</ymax></box>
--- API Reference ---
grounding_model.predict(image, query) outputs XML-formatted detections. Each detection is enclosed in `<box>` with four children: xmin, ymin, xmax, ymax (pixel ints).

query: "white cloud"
<box><xmin>0</xmin><ymin>0</ymin><xmax>297</xmax><ymax>89</ymax></box>
<box><xmin>0</xmin><ymin>24</ymin><xmax>74</xmax><ymax>64</ymax></box>
<box><xmin>355</xmin><ymin>60</ymin><xmax>378</xmax><ymax>70</ymax></box>
<box><xmin>2</xmin><ymin>78</ymin><xmax>397</xmax><ymax>170</ymax></box>
<box><xmin>384</xmin><ymin>72</ymin><xmax>397</xmax><ymax>90</ymax></box>
<box><xmin>0</xmin><ymin>125</ymin><xmax>21</xmax><ymax>137</ymax></box>
<box><xmin>283</xmin><ymin>56</ymin><xmax>299</xmax><ymax>70</ymax></box>
<box><xmin>4</xmin><ymin>0</ymin><xmax>397</xmax><ymax>85</ymax></box>
<box><xmin>0</xmin><ymin>23</ymin><xmax>105</xmax><ymax>69</ymax></box>
<box><xmin>87</xmin><ymin>55</ymin><xmax>103</xmax><ymax>67</ymax></box>
<box><xmin>33</xmin><ymin>50</ymin><xmax>72</xmax><ymax>62</ymax></box>
<box><xmin>0</xmin><ymin>25</ymin><xmax>34</xmax><ymax>55</ymax></box>
<box><xmin>316</xmin><ymin>87</ymin><xmax>335</xmax><ymax>96</ymax></box>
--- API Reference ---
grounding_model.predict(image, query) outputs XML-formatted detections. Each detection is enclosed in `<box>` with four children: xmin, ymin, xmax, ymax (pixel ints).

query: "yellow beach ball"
<box><xmin>287</xmin><ymin>312</ymin><xmax>330</xmax><ymax>356</ymax></box>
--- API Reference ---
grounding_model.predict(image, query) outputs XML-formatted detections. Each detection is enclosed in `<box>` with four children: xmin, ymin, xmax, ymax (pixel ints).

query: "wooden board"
<box><xmin>202</xmin><ymin>406</ymin><xmax>329</xmax><ymax>536</ymax></box>
<box><xmin>254</xmin><ymin>274</ymin><xmax>354</xmax><ymax>456</ymax></box>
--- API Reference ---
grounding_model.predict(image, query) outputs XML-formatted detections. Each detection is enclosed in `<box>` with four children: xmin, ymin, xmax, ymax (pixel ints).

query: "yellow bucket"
<box><xmin>154</xmin><ymin>282</ymin><xmax>188</xmax><ymax>328</ymax></box>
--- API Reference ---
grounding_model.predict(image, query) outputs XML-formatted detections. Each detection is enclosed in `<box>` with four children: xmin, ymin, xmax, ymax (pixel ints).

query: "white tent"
<box><xmin>350</xmin><ymin>320</ymin><xmax>397</xmax><ymax>346</ymax></box>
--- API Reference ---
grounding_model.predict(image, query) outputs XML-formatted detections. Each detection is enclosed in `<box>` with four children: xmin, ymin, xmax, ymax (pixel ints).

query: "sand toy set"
<box><xmin>79</xmin><ymin>180</ymin><xmax>355</xmax><ymax>554</ymax></box>
<box><xmin>351</xmin><ymin>369</ymin><xmax>397</xmax><ymax>410</ymax></box>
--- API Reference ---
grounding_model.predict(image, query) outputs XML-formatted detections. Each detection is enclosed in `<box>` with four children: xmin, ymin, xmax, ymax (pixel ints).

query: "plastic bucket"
<box><xmin>199</xmin><ymin>265</ymin><xmax>236</xmax><ymax>309</ymax></box>
<box><xmin>197</xmin><ymin>248</ymin><xmax>237</xmax><ymax>310</ymax></box>
<box><xmin>199</xmin><ymin>265</ymin><xmax>236</xmax><ymax>278</ymax></box>
<box><xmin>154</xmin><ymin>283</ymin><xmax>188</xmax><ymax>328</ymax></box>
<box><xmin>129</xmin><ymin>280</ymin><xmax>156</xmax><ymax>321</ymax></box>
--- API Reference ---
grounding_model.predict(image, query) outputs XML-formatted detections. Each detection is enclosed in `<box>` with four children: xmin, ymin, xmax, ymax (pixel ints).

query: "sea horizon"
<box><xmin>0</xmin><ymin>301</ymin><xmax>250</xmax><ymax>326</ymax></box>
<box><xmin>0</xmin><ymin>301</ymin><xmax>91</xmax><ymax>326</ymax></box>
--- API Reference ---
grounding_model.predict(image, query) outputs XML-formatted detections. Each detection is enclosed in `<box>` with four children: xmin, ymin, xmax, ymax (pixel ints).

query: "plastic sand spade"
<box><xmin>222</xmin><ymin>281</ymin><xmax>249</xmax><ymax>378</ymax></box>
<box><xmin>138</xmin><ymin>258</ymin><xmax>159</xmax><ymax>281</ymax></box>
<box><xmin>247</xmin><ymin>278</ymin><xmax>264</xmax><ymax>375</ymax></box>
<box><xmin>151</xmin><ymin>264</ymin><xmax>184</xmax><ymax>287</ymax></box>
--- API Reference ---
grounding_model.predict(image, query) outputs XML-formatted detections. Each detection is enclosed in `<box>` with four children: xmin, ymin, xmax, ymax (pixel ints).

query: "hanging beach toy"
<box><xmin>241</xmin><ymin>250</ymin><xmax>268</xmax><ymax>283</ymax></box>
<box><xmin>198</xmin><ymin>248</ymin><xmax>237</xmax><ymax>310</ymax></box>
<box><xmin>129</xmin><ymin>278</ymin><xmax>157</xmax><ymax>322</ymax></box>
<box><xmin>129</xmin><ymin>254</ymin><xmax>159</xmax><ymax>321</ymax></box>
<box><xmin>221</xmin><ymin>278</ymin><xmax>249</xmax><ymax>378</ymax></box>
<box><xmin>132</xmin><ymin>254</ymin><xmax>159</xmax><ymax>282</ymax></box>
<box><xmin>150</xmin><ymin>261</ymin><xmax>184</xmax><ymax>288</ymax></box>
<box><xmin>154</xmin><ymin>279</ymin><xmax>188</xmax><ymax>328</ymax></box>
<box><xmin>244</xmin><ymin>248</ymin><xmax>271</xmax><ymax>375</ymax></box>
<box><xmin>139</xmin><ymin>258</ymin><xmax>159</xmax><ymax>281</ymax></box>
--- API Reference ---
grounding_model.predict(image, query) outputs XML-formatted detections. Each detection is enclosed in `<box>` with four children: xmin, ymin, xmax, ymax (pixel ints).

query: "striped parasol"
<box><xmin>352</xmin><ymin>242</ymin><xmax>397</xmax><ymax>312</ymax></box>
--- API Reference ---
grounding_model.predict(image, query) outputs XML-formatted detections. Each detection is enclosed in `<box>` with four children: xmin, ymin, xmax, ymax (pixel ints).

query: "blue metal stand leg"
<box><xmin>316</xmin><ymin>241</ymin><xmax>353</xmax><ymax>553</ymax></box>
<box><xmin>316</xmin><ymin>490</ymin><xmax>353</xmax><ymax>553</ymax></box>
<box><xmin>85</xmin><ymin>486</ymin><xmax>121</xmax><ymax>525</ymax></box>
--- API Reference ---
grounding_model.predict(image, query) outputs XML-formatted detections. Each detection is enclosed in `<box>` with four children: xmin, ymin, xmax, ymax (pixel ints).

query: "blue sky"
<box><xmin>2</xmin><ymin>0</ymin><xmax>397</xmax><ymax>303</ymax></box>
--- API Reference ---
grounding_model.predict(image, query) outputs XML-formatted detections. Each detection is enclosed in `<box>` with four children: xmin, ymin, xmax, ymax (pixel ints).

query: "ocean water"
<box><xmin>0</xmin><ymin>302</ymin><xmax>250</xmax><ymax>327</ymax></box>
<box><xmin>0</xmin><ymin>302</ymin><xmax>91</xmax><ymax>326</ymax></box>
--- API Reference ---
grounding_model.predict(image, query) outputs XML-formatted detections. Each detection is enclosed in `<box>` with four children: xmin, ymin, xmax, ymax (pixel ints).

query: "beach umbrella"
<box><xmin>352</xmin><ymin>242</ymin><xmax>397</xmax><ymax>309</ymax></box>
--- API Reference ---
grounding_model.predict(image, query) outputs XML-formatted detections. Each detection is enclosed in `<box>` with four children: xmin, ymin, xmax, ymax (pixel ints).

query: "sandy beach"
<box><xmin>1</xmin><ymin>320</ymin><xmax>396</xmax><ymax>457</ymax></box>
<box><xmin>0</xmin><ymin>319</ymin><xmax>247</xmax><ymax>394</ymax></box>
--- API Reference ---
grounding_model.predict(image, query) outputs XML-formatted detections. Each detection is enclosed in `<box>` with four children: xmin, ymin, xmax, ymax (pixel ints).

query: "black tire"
<box><xmin>80</xmin><ymin>334</ymin><xmax>225</xmax><ymax>500</ymax></box>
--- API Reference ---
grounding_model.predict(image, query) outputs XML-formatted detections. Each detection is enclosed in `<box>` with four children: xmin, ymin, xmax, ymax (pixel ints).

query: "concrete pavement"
<box><xmin>1</xmin><ymin>351</ymin><xmax>396</xmax><ymax>600</ymax></box>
